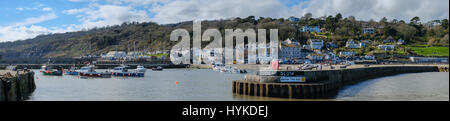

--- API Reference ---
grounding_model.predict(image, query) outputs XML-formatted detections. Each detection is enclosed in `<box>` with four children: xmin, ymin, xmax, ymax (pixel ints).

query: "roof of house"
<box><xmin>386</xmin><ymin>36</ymin><xmax>394</xmax><ymax>40</ymax></box>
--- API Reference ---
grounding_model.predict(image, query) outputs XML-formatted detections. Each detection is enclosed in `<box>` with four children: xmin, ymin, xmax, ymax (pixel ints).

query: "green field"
<box><xmin>407</xmin><ymin>45</ymin><xmax>449</xmax><ymax>57</ymax></box>
<box><xmin>146</xmin><ymin>53</ymin><xmax>169</xmax><ymax>57</ymax></box>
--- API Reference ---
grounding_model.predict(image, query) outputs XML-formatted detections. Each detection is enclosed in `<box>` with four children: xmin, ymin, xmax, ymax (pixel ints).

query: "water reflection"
<box><xmin>28</xmin><ymin>69</ymin><xmax>448</xmax><ymax>101</ymax></box>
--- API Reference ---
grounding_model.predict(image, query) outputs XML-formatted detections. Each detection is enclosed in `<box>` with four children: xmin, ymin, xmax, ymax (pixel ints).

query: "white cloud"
<box><xmin>42</xmin><ymin>7</ymin><xmax>53</xmax><ymax>11</ymax></box>
<box><xmin>11</xmin><ymin>13</ymin><xmax>57</xmax><ymax>27</ymax></box>
<box><xmin>0</xmin><ymin>25</ymin><xmax>77</xmax><ymax>42</ymax></box>
<box><xmin>2</xmin><ymin>3</ymin><xmax>152</xmax><ymax>42</ymax></box>
<box><xmin>105</xmin><ymin>0</ymin><xmax>172</xmax><ymax>5</ymax></box>
<box><xmin>64</xmin><ymin>4</ymin><xmax>150</xmax><ymax>29</ymax></box>
<box><xmin>151</xmin><ymin>0</ymin><xmax>290</xmax><ymax>24</ymax></box>
<box><xmin>68</xmin><ymin>0</ymin><xmax>97</xmax><ymax>2</ymax></box>
<box><xmin>294</xmin><ymin>0</ymin><xmax>449</xmax><ymax>22</ymax></box>
<box><xmin>0</xmin><ymin>12</ymin><xmax>61</xmax><ymax>42</ymax></box>
<box><xmin>63</xmin><ymin>8</ymin><xmax>90</xmax><ymax>15</ymax></box>
<box><xmin>148</xmin><ymin>0</ymin><xmax>449</xmax><ymax>24</ymax></box>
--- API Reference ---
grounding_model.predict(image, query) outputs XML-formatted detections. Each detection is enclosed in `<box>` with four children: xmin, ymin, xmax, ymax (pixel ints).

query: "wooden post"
<box><xmin>15</xmin><ymin>70</ymin><xmax>22</xmax><ymax>101</ymax></box>
<box><xmin>288</xmin><ymin>85</ymin><xmax>292</xmax><ymax>99</ymax></box>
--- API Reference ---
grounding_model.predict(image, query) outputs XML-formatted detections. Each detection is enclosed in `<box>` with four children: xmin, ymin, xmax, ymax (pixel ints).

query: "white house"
<box><xmin>326</xmin><ymin>42</ymin><xmax>338</xmax><ymax>48</ymax></box>
<box><xmin>346</xmin><ymin>39</ymin><xmax>367</xmax><ymax>48</ymax></box>
<box><xmin>364</xmin><ymin>55</ymin><xmax>376</xmax><ymax>60</ymax></box>
<box><xmin>105</xmin><ymin>51</ymin><xmax>127</xmax><ymax>59</ymax></box>
<box><xmin>288</xmin><ymin>16</ymin><xmax>300</xmax><ymax>22</ymax></box>
<box><xmin>279</xmin><ymin>47</ymin><xmax>302</xmax><ymax>60</ymax></box>
<box><xmin>397</xmin><ymin>39</ymin><xmax>406</xmax><ymax>45</ymax></box>
<box><xmin>346</xmin><ymin>39</ymin><xmax>359</xmax><ymax>48</ymax></box>
<box><xmin>282</xmin><ymin>38</ymin><xmax>300</xmax><ymax>45</ymax></box>
<box><xmin>339</xmin><ymin>51</ymin><xmax>356</xmax><ymax>56</ymax></box>
<box><xmin>303</xmin><ymin>45</ymin><xmax>311</xmax><ymax>50</ymax></box>
<box><xmin>127</xmin><ymin>51</ymin><xmax>142</xmax><ymax>57</ymax></box>
<box><xmin>363</xmin><ymin>28</ymin><xmax>376</xmax><ymax>34</ymax></box>
<box><xmin>300</xmin><ymin>26</ymin><xmax>321</xmax><ymax>32</ymax></box>
<box><xmin>279</xmin><ymin>40</ymin><xmax>302</xmax><ymax>60</ymax></box>
<box><xmin>308</xmin><ymin>39</ymin><xmax>324</xmax><ymax>50</ymax></box>
<box><xmin>307</xmin><ymin>54</ymin><xmax>325</xmax><ymax>62</ymax></box>
<box><xmin>384</xmin><ymin>36</ymin><xmax>396</xmax><ymax>43</ymax></box>
<box><xmin>378</xmin><ymin>45</ymin><xmax>396</xmax><ymax>51</ymax></box>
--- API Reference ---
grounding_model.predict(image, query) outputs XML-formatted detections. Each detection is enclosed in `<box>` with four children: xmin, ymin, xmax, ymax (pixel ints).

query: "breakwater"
<box><xmin>0</xmin><ymin>70</ymin><xmax>36</xmax><ymax>101</ymax></box>
<box><xmin>233</xmin><ymin>66</ymin><xmax>442</xmax><ymax>99</ymax></box>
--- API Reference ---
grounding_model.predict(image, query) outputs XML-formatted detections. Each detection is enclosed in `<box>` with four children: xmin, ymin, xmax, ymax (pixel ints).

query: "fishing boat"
<box><xmin>64</xmin><ymin>66</ymin><xmax>79</xmax><ymax>75</ymax></box>
<box><xmin>111</xmin><ymin>65</ymin><xmax>145</xmax><ymax>77</ymax></box>
<box><xmin>152</xmin><ymin>66</ymin><xmax>163</xmax><ymax>71</ymax></box>
<box><xmin>41</xmin><ymin>65</ymin><xmax>63</xmax><ymax>76</ymax></box>
<box><xmin>78</xmin><ymin>65</ymin><xmax>112</xmax><ymax>78</ymax></box>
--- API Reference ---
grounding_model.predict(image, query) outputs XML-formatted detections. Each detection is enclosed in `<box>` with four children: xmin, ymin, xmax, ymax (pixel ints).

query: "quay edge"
<box><xmin>0</xmin><ymin>70</ymin><xmax>36</xmax><ymax>101</ymax></box>
<box><xmin>233</xmin><ymin>66</ymin><xmax>443</xmax><ymax>99</ymax></box>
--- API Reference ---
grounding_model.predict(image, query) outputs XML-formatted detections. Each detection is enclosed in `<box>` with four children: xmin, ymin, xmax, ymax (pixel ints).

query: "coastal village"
<box><xmin>0</xmin><ymin>0</ymin><xmax>448</xmax><ymax>102</ymax></box>
<box><xmin>82</xmin><ymin>16</ymin><xmax>448</xmax><ymax>67</ymax></box>
<box><xmin>0</xmin><ymin>13</ymin><xmax>448</xmax><ymax>67</ymax></box>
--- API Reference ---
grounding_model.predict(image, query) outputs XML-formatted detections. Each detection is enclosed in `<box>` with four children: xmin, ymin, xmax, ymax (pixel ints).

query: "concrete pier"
<box><xmin>0</xmin><ymin>70</ymin><xmax>36</xmax><ymax>101</ymax></box>
<box><xmin>233</xmin><ymin>65</ymin><xmax>442</xmax><ymax>99</ymax></box>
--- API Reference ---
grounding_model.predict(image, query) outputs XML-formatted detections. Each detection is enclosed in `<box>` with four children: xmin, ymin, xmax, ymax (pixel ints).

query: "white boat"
<box><xmin>136</xmin><ymin>65</ymin><xmax>146</xmax><ymax>73</ymax></box>
<box><xmin>111</xmin><ymin>65</ymin><xmax>144</xmax><ymax>77</ymax></box>
<box><xmin>6</xmin><ymin>65</ymin><xmax>17</xmax><ymax>71</ymax></box>
<box><xmin>213</xmin><ymin>64</ymin><xmax>225</xmax><ymax>71</ymax></box>
<box><xmin>152</xmin><ymin>66</ymin><xmax>163</xmax><ymax>71</ymax></box>
<box><xmin>78</xmin><ymin>65</ymin><xmax>112</xmax><ymax>78</ymax></box>
<box><xmin>217</xmin><ymin>65</ymin><xmax>247</xmax><ymax>74</ymax></box>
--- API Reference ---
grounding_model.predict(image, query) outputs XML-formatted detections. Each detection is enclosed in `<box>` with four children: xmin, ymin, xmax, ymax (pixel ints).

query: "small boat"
<box><xmin>111</xmin><ymin>65</ymin><xmax>144</xmax><ymax>77</ymax></box>
<box><xmin>64</xmin><ymin>66</ymin><xmax>79</xmax><ymax>75</ymax></box>
<box><xmin>6</xmin><ymin>65</ymin><xmax>17</xmax><ymax>71</ymax></box>
<box><xmin>78</xmin><ymin>65</ymin><xmax>112</xmax><ymax>78</ymax></box>
<box><xmin>213</xmin><ymin>64</ymin><xmax>225</xmax><ymax>71</ymax></box>
<box><xmin>135</xmin><ymin>65</ymin><xmax>146</xmax><ymax>73</ymax></box>
<box><xmin>231</xmin><ymin>68</ymin><xmax>247</xmax><ymax>74</ymax></box>
<box><xmin>217</xmin><ymin>65</ymin><xmax>247</xmax><ymax>74</ymax></box>
<box><xmin>41</xmin><ymin>65</ymin><xmax>63</xmax><ymax>76</ymax></box>
<box><xmin>152</xmin><ymin>66</ymin><xmax>163</xmax><ymax>71</ymax></box>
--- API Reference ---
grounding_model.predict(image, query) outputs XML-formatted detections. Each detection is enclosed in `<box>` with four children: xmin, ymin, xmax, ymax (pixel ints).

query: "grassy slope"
<box><xmin>407</xmin><ymin>45</ymin><xmax>449</xmax><ymax>57</ymax></box>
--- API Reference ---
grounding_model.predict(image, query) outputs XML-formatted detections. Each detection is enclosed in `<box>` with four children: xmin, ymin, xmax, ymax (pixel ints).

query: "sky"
<box><xmin>0</xmin><ymin>0</ymin><xmax>449</xmax><ymax>42</ymax></box>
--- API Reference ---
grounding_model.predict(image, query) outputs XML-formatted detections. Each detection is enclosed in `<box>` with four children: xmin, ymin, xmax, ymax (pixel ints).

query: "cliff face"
<box><xmin>0</xmin><ymin>22</ymin><xmax>177</xmax><ymax>58</ymax></box>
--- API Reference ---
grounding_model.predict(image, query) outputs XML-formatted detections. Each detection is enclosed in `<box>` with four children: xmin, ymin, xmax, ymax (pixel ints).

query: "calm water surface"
<box><xmin>28</xmin><ymin>69</ymin><xmax>448</xmax><ymax>101</ymax></box>
<box><xmin>335</xmin><ymin>72</ymin><xmax>449</xmax><ymax>101</ymax></box>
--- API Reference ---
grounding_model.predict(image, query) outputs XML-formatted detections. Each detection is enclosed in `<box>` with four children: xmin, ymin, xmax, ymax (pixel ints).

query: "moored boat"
<box><xmin>111</xmin><ymin>65</ymin><xmax>145</xmax><ymax>77</ymax></box>
<box><xmin>6</xmin><ymin>65</ymin><xmax>17</xmax><ymax>71</ymax></box>
<box><xmin>41</xmin><ymin>65</ymin><xmax>63</xmax><ymax>76</ymax></box>
<box><xmin>152</xmin><ymin>66</ymin><xmax>163</xmax><ymax>71</ymax></box>
<box><xmin>78</xmin><ymin>65</ymin><xmax>112</xmax><ymax>78</ymax></box>
<box><xmin>136</xmin><ymin>65</ymin><xmax>146</xmax><ymax>73</ymax></box>
<box><xmin>64</xmin><ymin>66</ymin><xmax>79</xmax><ymax>75</ymax></box>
